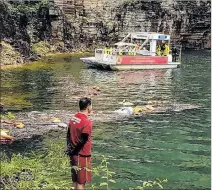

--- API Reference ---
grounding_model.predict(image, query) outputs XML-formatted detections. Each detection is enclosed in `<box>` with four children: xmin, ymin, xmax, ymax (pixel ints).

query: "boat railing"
<box><xmin>95</xmin><ymin>45</ymin><xmax>182</xmax><ymax>63</ymax></box>
<box><xmin>96</xmin><ymin>48</ymin><xmax>157</xmax><ymax>57</ymax></box>
<box><xmin>95</xmin><ymin>49</ymin><xmax>117</xmax><ymax>64</ymax></box>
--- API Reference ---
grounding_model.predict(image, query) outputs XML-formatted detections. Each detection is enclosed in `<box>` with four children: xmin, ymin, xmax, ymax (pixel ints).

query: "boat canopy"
<box><xmin>114</xmin><ymin>42</ymin><xmax>137</xmax><ymax>47</ymax></box>
<box><xmin>122</xmin><ymin>32</ymin><xmax>170</xmax><ymax>41</ymax></box>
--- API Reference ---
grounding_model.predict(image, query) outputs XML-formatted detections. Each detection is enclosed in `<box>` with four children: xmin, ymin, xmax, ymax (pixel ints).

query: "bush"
<box><xmin>1</xmin><ymin>41</ymin><xmax>23</xmax><ymax>65</ymax></box>
<box><xmin>0</xmin><ymin>139</ymin><xmax>167</xmax><ymax>189</ymax></box>
<box><xmin>31</xmin><ymin>41</ymin><xmax>51</xmax><ymax>56</ymax></box>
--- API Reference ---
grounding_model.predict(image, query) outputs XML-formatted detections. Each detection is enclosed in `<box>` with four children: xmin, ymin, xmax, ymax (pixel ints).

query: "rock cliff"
<box><xmin>58</xmin><ymin>0</ymin><xmax>211</xmax><ymax>49</ymax></box>
<box><xmin>0</xmin><ymin>0</ymin><xmax>211</xmax><ymax>64</ymax></box>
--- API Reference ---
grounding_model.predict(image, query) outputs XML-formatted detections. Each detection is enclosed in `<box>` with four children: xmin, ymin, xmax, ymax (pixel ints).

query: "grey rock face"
<box><xmin>1</xmin><ymin>0</ymin><xmax>211</xmax><ymax>62</ymax></box>
<box><xmin>56</xmin><ymin>0</ymin><xmax>211</xmax><ymax>50</ymax></box>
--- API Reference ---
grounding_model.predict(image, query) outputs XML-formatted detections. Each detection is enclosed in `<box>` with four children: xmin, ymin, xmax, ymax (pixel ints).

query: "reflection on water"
<box><xmin>1</xmin><ymin>50</ymin><xmax>211</xmax><ymax>190</ymax></box>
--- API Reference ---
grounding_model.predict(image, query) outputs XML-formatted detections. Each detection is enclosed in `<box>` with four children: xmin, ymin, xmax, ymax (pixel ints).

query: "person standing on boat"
<box><xmin>161</xmin><ymin>41</ymin><xmax>170</xmax><ymax>56</ymax></box>
<box><xmin>136</xmin><ymin>43</ymin><xmax>140</xmax><ymax>50</ymax></box>
<box><xmin>108</xmin><ymin>47</ymin><xmax>113</xmax><ymax>55</ymax></box>
<box><xmin>119</xmin><ymin>48</ymin><xmax>123</xmax><ymax>56</ymax></box>
<box><xmin>104</xmin><ymin>47</ymin><xmax>108</xmax><ymax>54</ymax></box>
<box><xmin>66</xmin><ymin>97</ymin><xmax>93</xmax><ymax>190</ymax></box>
<box><xmin>172</xmin><ymin>45</ymin><xmax>178</xmax><ymax>62</ymax></box>
<box><xmin>104</xmin><ymin>44</ymin><xmax>110</xmax><ymax>54</ymax></box>
<box><xmin>156</xmin><ymin>45</ymin><xmax>161</xmax><ymax>56</ymax></box>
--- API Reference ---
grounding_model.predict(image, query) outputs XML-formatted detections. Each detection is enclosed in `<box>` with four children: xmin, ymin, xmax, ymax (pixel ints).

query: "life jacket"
<box><xmin>162</xmin><ymin>44</ymin><xmax>170</xmax><ymax>56</ymax></box>
<box><xmin>156</xmin><ymin>46</ymin><xmax>161</xmax><ymax>56</ymax></box>
<box><xmin>108</xmin><ymin>48</ymin><xmax>113</xmax><ymax>55</ymax></box>
<box><xmin>128</xmin><ymin>49</ymin><xmax>131</xmax><ymax>55</ymax></box>
<box><xmin>119</xmin><ymin>49</ymin><xmax>123</xmax><ymax>56</ymax></box>
<box><xmin>104</xmin><ymin>47</ymin><xmax>108</xmax><ymax>54</ymax></box>
<box><xmin>128</xmin><ymin>49</ymin><xmax>134</xmax><ymax>56</ymax></box>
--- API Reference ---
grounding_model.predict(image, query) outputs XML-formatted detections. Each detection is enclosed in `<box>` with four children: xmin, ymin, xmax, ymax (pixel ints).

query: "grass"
<box><xmin>1</xmin><ymin>93</ymin><xmax>34</xmax><ymax>109</ymax></box>
<box><xmin>0</xmin><ymin>138</ymin><xmax>167</xmax><ymax>190</ymax></box>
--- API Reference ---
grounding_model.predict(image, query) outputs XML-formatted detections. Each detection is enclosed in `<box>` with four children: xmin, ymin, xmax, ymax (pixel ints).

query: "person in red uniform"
<box><xmin>65</xmin><ymin>97</ymin><xmax>93</xmax><ymax>190</ymax></box>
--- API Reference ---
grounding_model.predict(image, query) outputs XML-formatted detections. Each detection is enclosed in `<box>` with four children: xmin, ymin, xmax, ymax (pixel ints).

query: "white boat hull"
<box><xmin>80</xmin><ymin>57</ymin><xmax>181</xmax><ymax>71</ymax></box>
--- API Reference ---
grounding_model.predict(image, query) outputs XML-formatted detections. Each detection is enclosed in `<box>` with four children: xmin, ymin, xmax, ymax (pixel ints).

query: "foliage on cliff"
<box><xmin>0</xmin><ymin>0</ymin><xmax>210</xmax><ymax>65</ymax></box>
<box><xmin>0</xmin><ymin>1</ymin><xmax>55</xmax><ymax>64</ymax></box>
<box><xmin>1</xmin><ymin>41</ymin><xmax>23</xmax><ymax>65</ymax></box>
<box><xmin>31</xmin><ymin>41</ymin><xmax>51</xmax><ymax>56</ymax></box>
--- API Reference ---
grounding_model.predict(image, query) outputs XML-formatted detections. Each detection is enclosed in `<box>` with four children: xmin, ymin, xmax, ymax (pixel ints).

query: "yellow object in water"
<box><xmin>0</xmin><ymin>129</ymin><xmax>9</xmax><ymax>133</ymax></box>
<box><xmin>133</xmin><ymin>105</ymin><xmax>154</xmax><ymax>114</ymax></box>
<box><xmin>15</xmin><ymin>122</ymin><xmax>25</xmax><ymax>128</ymax></box>
<box><xmin>0</xmin><ymin>130</ymin><xmax>14</xmax><ymax>140</ymax></box>
<box><xmin>133</xmin><ymin>107</ymin><xmax>143</xmax><ymax>113</ymax></box>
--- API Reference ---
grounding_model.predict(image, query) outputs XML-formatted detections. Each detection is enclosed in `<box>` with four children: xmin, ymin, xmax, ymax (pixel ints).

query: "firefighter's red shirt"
<box><xmin>69</xmin><ymin>112</ymin><xmax>92</xmax><ymax>156</ymax></box>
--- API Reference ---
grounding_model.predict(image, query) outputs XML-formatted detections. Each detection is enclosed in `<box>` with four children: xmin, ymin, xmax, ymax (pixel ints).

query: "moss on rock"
<box><xmin>31</xmin><ymin>41</ymin><xmax>51</xmax><ymax>56</ymax></box>
<box><xmin>1</xmin><ymin>41</ymin><xmax>24</xmax><ymax>65</ymax></box>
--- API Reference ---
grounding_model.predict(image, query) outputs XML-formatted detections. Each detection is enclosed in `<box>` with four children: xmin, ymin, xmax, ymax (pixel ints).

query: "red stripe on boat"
<box><xmin>116</xmin><ymin>56</ymin><xmax>168</xmax><ymax>65</ymax></box>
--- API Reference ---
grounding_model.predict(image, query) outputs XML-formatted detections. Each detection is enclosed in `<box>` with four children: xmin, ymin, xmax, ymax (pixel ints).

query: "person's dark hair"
<box><xmin>79</xmin><ymin>97</ymin><xmax>92</xmax><ymax>111</ymax></box>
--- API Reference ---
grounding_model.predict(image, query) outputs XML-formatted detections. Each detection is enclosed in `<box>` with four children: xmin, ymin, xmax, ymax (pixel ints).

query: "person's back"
<box><xmin>66</xmin><ymin>97</ymin><xmax>93</xmax><ymax>190</ymax></box>
<box><xmin>69</xmin><ymin>112</ymin><xmax>92</xmax><ymax>156</ymax></box>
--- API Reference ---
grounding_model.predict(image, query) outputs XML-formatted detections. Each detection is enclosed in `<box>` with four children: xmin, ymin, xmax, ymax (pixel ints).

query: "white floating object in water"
<box><xmin>114</xmin><ymin>107</ymin><xmax>133</xmax><ymax>115</ymax></box>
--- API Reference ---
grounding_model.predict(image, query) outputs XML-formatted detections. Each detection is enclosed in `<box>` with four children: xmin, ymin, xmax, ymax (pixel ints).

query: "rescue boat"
<box><xmin>80</xmin><ymin>32</ymin><xmax>182</xmax><ymax>71</ymax></box>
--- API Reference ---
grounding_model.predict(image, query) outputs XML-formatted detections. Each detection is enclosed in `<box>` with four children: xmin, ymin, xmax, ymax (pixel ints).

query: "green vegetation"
<box><xmin>1</xmin><ymin>139</ymin><xmax>167</xmax><ymax>190</ymax></box>
<box><xmin>1</xmin><ymin>93</ymin><xmax>33</xmax><ymax>109</ymax></box>
<box><xmin>1</xmin><ymin>112</ymin><xmax>16</xmax><ymax>120</ymax></box>
<box><xmin>1</xmin><ymin>41</ymin><xmax>23</xmax><ymax>65</ymax></box>
<box><xmin>7</xmin><ymin>1</ymin><xmax>50</xmax><ymax>13</ymax></box>
<box><xmin>31</xmin><ymin>41</ymin><xmax>51</xmax><ymax>57</ymax></box>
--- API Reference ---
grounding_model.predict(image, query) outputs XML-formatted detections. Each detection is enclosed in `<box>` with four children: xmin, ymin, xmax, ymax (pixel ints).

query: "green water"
<box><xmin>1</xmin><ymin>51</ymin><xmax>211</xmax><ymax>189</ymax></box>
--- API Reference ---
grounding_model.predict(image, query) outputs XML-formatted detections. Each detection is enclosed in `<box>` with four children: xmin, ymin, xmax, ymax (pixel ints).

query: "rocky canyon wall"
<box><xmin>0</xmin><ymin>1</ymin><xmax>64</xmax><ymax>64</ymax></box>
<box><xmin>0</xmin><ymin>0</ymin><xmax>211</xmax><ymax>64</ymax></box>
<box><xmin>59</xmin><ymin>0</ymin><xmax>211</xmax><ymax>49</ymax></box>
